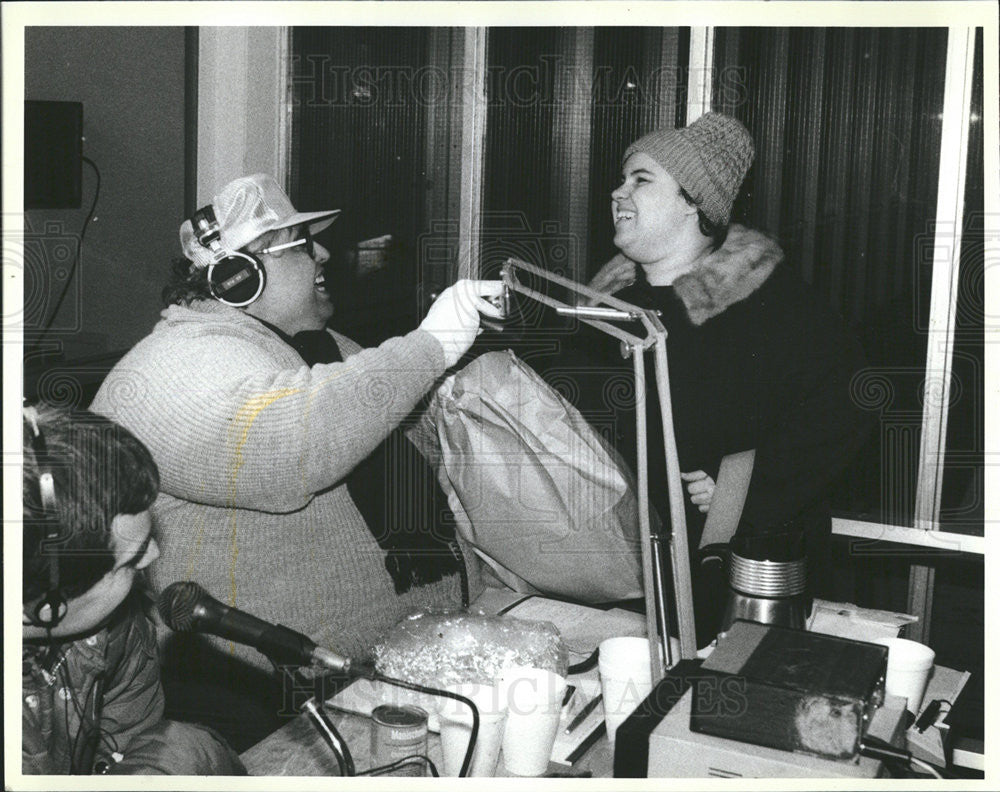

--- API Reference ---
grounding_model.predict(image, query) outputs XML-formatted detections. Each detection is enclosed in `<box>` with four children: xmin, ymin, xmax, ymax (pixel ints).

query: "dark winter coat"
<box><xmin>22</xmin><ymin>594</ymin><xmax>245</xmax><ymax>776</ymax></box>
<box><xmin>615</xmin><ymin>224</ymin><xmax>872</xmax><ymax>552</ymax></box>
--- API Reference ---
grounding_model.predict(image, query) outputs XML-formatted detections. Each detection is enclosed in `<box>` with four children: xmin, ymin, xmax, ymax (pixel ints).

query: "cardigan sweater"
<box><xmin>91</xmin><ymin>300</ymin><xmax>482</xmax><ymax>672</ymax></box>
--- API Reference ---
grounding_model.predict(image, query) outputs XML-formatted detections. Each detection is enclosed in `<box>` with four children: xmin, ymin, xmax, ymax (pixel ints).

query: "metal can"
<box><xmin>370</xmin><ymin>704</ymin><xmax>429</xmax><ymax>776</ymax></box>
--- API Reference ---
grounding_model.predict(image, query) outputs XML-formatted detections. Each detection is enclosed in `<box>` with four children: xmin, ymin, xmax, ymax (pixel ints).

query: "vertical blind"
<box><xmin>482</xmin><ymin>28</ymin><xmax>688</xmax><ymax>281</ymax></box>
<box><xmin>481</xmin><ymin>28</ymin><xmax>562</xmax><ymax>279</ymax></box>
<box><xmin>713</xmin><ymin>27</ymin><xmax>952</xmax><ymax>527</ymax></box>
<box><xmin>587</xmin><ymin>28</ymin><xmax>688</xmax><ymax>275</ymax></box>
<box><xmin>290</xmin><ymin>28</ymin><xmax>431</xmax><ymax>345</ymax></box>
<box><xmin>941</xmin><ymin>27</ymin><xmax>984</xmax><ymax>533</ymax></box>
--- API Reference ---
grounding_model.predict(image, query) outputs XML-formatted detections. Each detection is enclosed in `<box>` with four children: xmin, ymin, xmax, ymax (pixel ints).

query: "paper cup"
<box><xmin>500</xmin><ymin>666</ymin><xmax>568</xmax><ymax>776</ymax></box>
<box><xmin>598</xmin><ymin>637</ymin><xmax>654</xmax><ymax>744</ymax></box>
<box><xmin>436</xmin><ymin>682</ymin><xmax>507</xmax><ymax>777</ymax></box>
<box><xmin>876</xmin><ymin>638</ymin><xmax>936</xmax><ymax>715</ymax></box>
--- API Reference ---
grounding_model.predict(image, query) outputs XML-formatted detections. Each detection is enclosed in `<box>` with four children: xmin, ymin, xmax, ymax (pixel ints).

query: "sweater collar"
<box><xmin>669</xmin><ymin>224</ymin><xmax>784</xmax><ymax>326</ymax></box>
<box><xmin>162</xmin><ymin>299</ymin><xmax>281</xmax><ymax>340</ymax></box>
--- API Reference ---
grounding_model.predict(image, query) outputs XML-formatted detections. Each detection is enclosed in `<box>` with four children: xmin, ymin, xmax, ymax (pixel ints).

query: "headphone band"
<box><xmin>191</xmin><ymin>205</ymin><xmax>223</xmax><ymax>254</ymax></box>
<box><xmin>23</xmin><ymin>405</ymin><xmax>67</xmax><ymax>628</ymax></box>
<box><xmin>189</xmin><ymin>204</ymin><xmax>267</xmax><ymax>308</ymax></box>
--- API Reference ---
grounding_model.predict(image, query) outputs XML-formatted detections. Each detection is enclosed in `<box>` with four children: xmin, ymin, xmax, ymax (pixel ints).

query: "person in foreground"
<box><xmin>587</xmin><ymin>113</ymin><xmax>872</xmax><ymax>640</ymax></box>
<box><xmin>90</xmin><ymin>173</ymin><xmax>503</xmax><ymax>747</ymax></box>
<box><xmin>22</xmin><ymin>404</ymin><xmax>245</xmax><ymax>775</ymax></box>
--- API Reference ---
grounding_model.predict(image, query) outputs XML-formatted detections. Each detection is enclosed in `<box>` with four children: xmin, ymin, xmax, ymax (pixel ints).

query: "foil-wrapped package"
<box><xmin>373</xmin><ymin>609</ymin><xmax>568</xmax><ymax>687</ymax></box>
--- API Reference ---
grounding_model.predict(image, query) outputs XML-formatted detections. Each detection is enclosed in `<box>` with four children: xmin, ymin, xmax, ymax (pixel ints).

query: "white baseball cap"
<box><xmin>180</xmin><ymin>173</ymin><xmax>340</xmax><ymax>268</ymax></box>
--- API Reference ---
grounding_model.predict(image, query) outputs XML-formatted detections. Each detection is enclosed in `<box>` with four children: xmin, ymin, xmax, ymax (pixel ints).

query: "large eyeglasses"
<box><xmin>259</xmin><ymin>230</ymin><xmax>315</xmax><ymax>259</ymax></box>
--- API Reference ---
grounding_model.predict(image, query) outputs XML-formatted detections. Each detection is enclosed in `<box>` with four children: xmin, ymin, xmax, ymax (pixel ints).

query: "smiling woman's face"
<box><xmin>247</xmin><ymin>226</ymin><xmax>333</xmax><ymax>335</ymax></box>
<box><xmin>611</xmin><ymin>152</ymin><xmax>697</xmax><ymax>266</ymax></box>
<box><xmin>23</xmin><ymin>510</ymin><xmax>159</xmax><ymax>640</ymax></box>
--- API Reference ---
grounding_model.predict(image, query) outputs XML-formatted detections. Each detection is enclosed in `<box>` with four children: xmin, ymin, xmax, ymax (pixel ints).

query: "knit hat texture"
<box><xmin>623</xmin><ymin>113</ymin><xmax>755</xmax><ymax>225</ymax></box>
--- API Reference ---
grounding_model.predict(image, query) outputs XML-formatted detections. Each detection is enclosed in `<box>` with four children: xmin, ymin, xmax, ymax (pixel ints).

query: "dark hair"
<box><xmin>678</xmin><ymin>187</ymin><xmax>729</xmax><ymax>251</ymax></box>
<box><xmin>23</xmin><ymin>405</ymin><xmax>160</xmax><ymax>602</ymax></box>
<box><xmin>162</xmin><ymin>227</ymin><xmax>295</xmax><ymax>307</ymax></box>
<box><xmin>162</xmin><ymin>257</ymin><xmax>212</xmax><ymax>306</ymax></box>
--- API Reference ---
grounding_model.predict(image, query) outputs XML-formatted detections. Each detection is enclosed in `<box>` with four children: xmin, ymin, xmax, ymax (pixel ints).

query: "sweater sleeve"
<box><xmin>93</xmin><ymin>321</ymin><xmax>447</xmax><ymax>512</ymax></box>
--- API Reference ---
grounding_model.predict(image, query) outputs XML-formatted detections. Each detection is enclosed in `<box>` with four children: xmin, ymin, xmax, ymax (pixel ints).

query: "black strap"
<box><xmin>253</xmin><ymin>319</ymin><xmax>462</xmax><ymax>594</ymax></box>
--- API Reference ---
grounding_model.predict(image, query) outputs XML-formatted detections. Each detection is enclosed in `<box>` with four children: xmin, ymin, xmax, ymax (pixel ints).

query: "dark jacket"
<box><xmin>22</xmin><ymin>594</ymin><xmax>245</xmax><ymax>775</ymax></box>
<box><xmin>508</xmin><ymin>225</ymin><xmax>870</xmax><ymax>636</ymax></box>
<box><xmin>608</xmin><ymin>226</ymin><xmax>870</xmax><ymax>641</ymax></box>
<box><xmin>616</xmin><ymin>225</ymin><xmax>872</xmax><ymax>551</ymax></box>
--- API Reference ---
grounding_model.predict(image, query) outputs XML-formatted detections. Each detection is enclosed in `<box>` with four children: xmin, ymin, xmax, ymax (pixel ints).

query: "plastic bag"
<box><xmin>373</xmin><ymin>609</ymin><xmax>568</xmax><ymax>687</ymax></box>
<box><xmin>425</xmin><ymin>350</ymin><xmax>643</xmax><ymax>603</ymax></box>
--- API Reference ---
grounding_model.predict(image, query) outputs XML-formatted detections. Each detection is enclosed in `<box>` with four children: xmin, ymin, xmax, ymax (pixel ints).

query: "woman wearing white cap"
<box><xmin>587</xmin><ymin>114</ymin><xmax>872</xmax><ymax>642</ymax></box>
<box><xmin>92</xmin><ymin>173</ymin><xmax>503</xmax><ymax>747</ymax></box>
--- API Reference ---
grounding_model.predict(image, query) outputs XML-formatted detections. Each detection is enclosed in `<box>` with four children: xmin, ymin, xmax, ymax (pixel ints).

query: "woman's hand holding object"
<box><xmin>420</xmin><ymin>280</ymin><xmax>505</xmax><ymax>367</ymax></box>
<box><xmin>680</xmin><ymin>470</ymin><xmax>716</xmax><ymax>513</ymax></box>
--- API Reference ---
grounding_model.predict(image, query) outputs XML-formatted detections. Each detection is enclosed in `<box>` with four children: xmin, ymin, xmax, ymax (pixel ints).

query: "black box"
<box><xmin>25</xmin><ymin>100</ymin><xmax>83</xmax><ymax>209</ymax></box>
<box><xmin>689</xmin><ymin>620</ymin><xmax>887</xmax><ymax>760</ymax></box>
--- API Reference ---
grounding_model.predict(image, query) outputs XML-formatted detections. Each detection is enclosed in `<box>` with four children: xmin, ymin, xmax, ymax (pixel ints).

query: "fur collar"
<box><xmin>671</xmin><ymin>224</ymin><xmax>784</xmax><ymax>326</ymax></box>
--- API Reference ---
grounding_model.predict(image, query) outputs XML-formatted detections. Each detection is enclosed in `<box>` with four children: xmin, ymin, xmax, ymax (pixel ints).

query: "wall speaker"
<box><xmin>25</xmin><ymin>100</ymin><xmax>83</xmax><ymax>209</ymax></box>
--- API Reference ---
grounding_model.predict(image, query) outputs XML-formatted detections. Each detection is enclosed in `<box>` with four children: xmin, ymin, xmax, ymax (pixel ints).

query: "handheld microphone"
<box><xmin>158</xmin><ymin>581</ymin><xmax>370</xmax><ymax>677</ymax></box>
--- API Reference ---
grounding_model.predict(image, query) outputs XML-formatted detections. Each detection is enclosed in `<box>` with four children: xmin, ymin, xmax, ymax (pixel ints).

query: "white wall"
<box><xmin>196</xmin><ymin>27</ymin><xmax>287</xmax><ymax>203</ymax></box>
<box><xmin>25</xmin><ymin>27</ymin><xmax>187</xmax><ymax>357</ymax></box>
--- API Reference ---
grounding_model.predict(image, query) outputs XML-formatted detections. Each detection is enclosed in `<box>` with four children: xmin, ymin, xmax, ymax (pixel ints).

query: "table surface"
<box><xmin>240</xmin><ymin>700</ymin><xmax>613</xmax><ymax>777</ymax></box>
<box><xmin>238</xmin><ymin>592</ymin><xmax>975</xmax><ymax>778</ymax></box>
<box><xmin>240</xmin><ymin>588</ymin><xmax>616</xmax><ymax>777</ymax></box>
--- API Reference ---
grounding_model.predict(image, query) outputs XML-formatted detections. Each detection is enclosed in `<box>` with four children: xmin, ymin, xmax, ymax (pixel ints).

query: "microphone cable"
<box><xmin>357</xmin><ymin>753</ymin><xmax>439</xmax><ymax>777</ymax></box>
<box><xmin>55</xmin><ymin>648</ymin><xmax>120</xmax><ymax>773</ymax></box>
<box><xmin>373</xmin><ymin>673</ymin><xmax>479</xmax><ymax>778</ymax></box>
<box><xmin>859</xmin><ymin>736</ymin><xmax>945</xmax><ymax>778</ymax></box>
<box><xmin>30</xmin><ymin>156</ymin><xmax>101</xmax><ymax>352</ymax></box>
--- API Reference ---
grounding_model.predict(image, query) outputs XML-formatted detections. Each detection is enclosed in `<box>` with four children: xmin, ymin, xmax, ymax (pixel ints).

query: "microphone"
<box><xmin>158</xmin><ymin>581</ymin><xmax>369</xmax><ymax>677</ymax></box>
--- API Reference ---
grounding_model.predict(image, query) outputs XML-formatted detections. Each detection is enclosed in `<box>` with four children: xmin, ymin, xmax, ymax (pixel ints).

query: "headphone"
<box><xmin>23</xmin><ymin>406</ymin><xmax>68</xmax><ymax>628</ymax></box>
<box><xmin>190</xmin><ymin>205</ymin><xmax>267</xmax><ymax>307</ymax></box>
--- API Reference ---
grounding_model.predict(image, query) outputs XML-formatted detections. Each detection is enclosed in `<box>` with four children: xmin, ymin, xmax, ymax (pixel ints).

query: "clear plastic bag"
<box><xmin>373</xmin><ymin>609</ymin><xmax>568</xmax><ymax>687</ymax></box>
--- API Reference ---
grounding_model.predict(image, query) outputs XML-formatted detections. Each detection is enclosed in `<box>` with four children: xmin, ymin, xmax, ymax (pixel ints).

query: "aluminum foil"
<box><xmin>373</xmin><ymin>609</ymin><xmax>568</xmax><ymax>687</ymax></box>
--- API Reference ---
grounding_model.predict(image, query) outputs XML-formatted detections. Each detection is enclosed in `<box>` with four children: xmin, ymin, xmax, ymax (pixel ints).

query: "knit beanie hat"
<box><xmin>623</xmin><ymin>113</ymin><xmax>755</xmax><ymax>225</ymax></box>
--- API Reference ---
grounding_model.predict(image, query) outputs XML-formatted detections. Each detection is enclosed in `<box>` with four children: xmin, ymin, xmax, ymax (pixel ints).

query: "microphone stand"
<box><xmin>302</xmin><ymin>695</ymin><xmax>355</xmax><ymax>777</ymax></box>
<box><xmin>501</xmin><ymin>257</ymin><xmax>699</xmax><ymax>675</ymax></box>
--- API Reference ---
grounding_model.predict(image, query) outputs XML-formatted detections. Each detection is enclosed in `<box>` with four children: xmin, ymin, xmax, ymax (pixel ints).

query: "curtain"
<box><xmin>290</xmin><ymin>28</ymin><xmax>431</xmax><ymax>346</ymax></box>
<box><xmin>713</xmin><ymin>27</ymin><xmax>951</xmax><ymax>526</ymax></box>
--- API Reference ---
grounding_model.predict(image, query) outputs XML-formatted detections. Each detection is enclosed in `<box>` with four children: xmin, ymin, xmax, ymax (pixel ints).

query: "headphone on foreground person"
<box><xmin>23</xmin><ymin>405</ymin><xmax>68</xmax><ymax>629</ymax></box>
<box><xmin>181</xmin><ymin>174</ymin><xmax>342</xmax><ymax>309</ymax></box>
<box><xmin>188</xmin><ymin>205</ymin><xmax>269</xmax><ymax>308</ymax></box>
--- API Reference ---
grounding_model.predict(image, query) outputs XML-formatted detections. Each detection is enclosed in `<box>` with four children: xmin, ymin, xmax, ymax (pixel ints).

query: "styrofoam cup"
<box><xmin>499</xmin><ymin>666</ymin><xmax>568</xmax><ymax>776</ymax></box>
<box><xmin>598</xmin><ymin>636</ymin><xmax>654</xmax><ymax>744</ymax></box>
<box><xmin>436</xmin><ymin>682</ymin><xmax>507</xmax><ymax>777</ymax></box>
<box><xmin>876</xmin><ymin>638</ymin><xmax>936</xmax><ymax>715</ymax></box>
